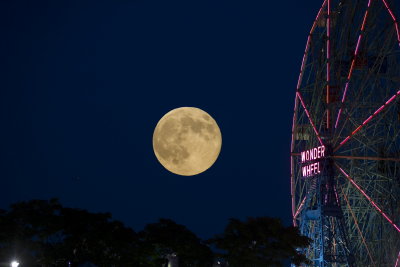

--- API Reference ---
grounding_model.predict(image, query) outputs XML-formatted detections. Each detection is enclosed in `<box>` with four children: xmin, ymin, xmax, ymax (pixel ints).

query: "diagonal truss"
<box><xmin>297</xmin><ymin>91</ymin><xmax>324</xmax><ymax>146</ymax></box>
<box><xmin>334</xmin><ymin>90</ymin><xmax>400</xmax><ymax>152</ymax></box>
<box><xmin>340</xmin><ymin>184</ymin><xmax>376</xmax><ymax>266</ymax></box>
<box><xmin>335</xmin><ymin>163</ymin><xmax>400</xmax><ymax>233</ymax></box>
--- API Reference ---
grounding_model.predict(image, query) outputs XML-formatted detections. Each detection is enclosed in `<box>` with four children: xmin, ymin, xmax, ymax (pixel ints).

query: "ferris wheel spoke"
<box><xmin>381</xmin><ymin>0</ymin><xmax>400</xmax><ymax>46</ymax></box>
<box><xmin>339</xmin><ymin>184</ymin><xmax>376</xmax><ymax>266</ymax></box>
<box><xmin>334</xmin><ymin>90</ymin><xmax>400</xmax><ymax>152</ymax></box>
<box><xmin>335</xmin><ymin>163</ymin><xmax>400</xmax><ymax>233</ymax></box>
<box><xmin>335</xmin><ymin>0</ymin><xmax>373</xmax><ymax>129</ymax></box>
<box><xmin>297</xmin><ymin>91</ymin><xmax>324</xmax><ymax>146</ymax></box>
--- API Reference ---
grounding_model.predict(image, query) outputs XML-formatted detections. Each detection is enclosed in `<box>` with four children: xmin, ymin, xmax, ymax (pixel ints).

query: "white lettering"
<box><xmin>300</xmin><ymin>146</ymin><xmax>326</xmax><ymax>178</ymax></box>
<box><xmin>313</xmin><ymin>163</ymin><xmax>318</xmax><ymax>175</ymax></box>
<box><xmin>302</xmin><ymin>166</ymin><xmax>307</xmax><ymax>177</ymax></box>
<box><xmin>300</xmin><ymin>146</ymin><xmax>326</xmax><ymax>163</ymax></box>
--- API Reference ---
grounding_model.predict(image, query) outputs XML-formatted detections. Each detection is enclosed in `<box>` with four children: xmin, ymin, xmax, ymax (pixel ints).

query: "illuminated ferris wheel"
<box><xmin>290</xmin><ymin>0</ymin><xmax>400</xmax><ymax>266</ymax></box>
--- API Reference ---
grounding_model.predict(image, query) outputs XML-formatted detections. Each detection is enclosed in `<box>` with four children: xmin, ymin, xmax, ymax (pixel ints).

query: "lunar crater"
<box><xmin>153</xmin><ymin>107</ymin><xmax>222</xmax><ymax>176</ymax></box>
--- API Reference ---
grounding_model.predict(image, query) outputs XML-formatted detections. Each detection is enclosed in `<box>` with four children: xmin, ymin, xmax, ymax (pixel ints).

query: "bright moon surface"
<box><xmin>153</xmin><ymin>107</ymin><xmax>222</xmax><ymax>176</ymax></box>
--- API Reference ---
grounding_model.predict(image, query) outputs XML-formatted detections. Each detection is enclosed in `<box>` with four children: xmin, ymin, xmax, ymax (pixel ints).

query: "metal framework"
<box><xmin>290</xmin><ymin>0</ymin><xmax>400</xmax><ymax>266</ymax></box>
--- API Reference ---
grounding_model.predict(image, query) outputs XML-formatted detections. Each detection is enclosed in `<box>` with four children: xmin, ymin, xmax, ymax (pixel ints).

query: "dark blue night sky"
<box><xmin>0</xmin><ymin>0</ymin><xmax>321</xmax><ymax>238</ymax></box>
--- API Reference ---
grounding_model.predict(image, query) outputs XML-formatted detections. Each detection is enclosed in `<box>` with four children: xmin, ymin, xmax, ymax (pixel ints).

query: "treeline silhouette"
<box><xmin>0</xmin><ymin>199</ymin><xmax>311</xmax><ymax>267</ymax></box>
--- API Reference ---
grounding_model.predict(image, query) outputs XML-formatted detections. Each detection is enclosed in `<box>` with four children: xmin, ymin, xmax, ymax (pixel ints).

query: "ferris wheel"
<box><xmin>290</xmin><ymin>0</ymin><xmax>400</xmax><ymax>266</ymax></box>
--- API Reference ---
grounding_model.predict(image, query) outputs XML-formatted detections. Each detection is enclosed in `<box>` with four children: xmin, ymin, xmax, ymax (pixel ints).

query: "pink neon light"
<box><xmin>326</xmin><ymin>0</ymin><xmax>331</xmax><ymax>129</ymax></box>
<box><xmin>383</xmin><ymin>2</ymin><xmax>396</xmax><ymax>21</ymax></box>
<box><xmin>373</xmin><ymin>105</ymin><xmax>386</xmax><ymax>115</ymax></box>
<box><xmin>297</xmin><ymin>35</ymin><xmax>311</xmax><ymax>90</ymax></box>
<box><xmin>342</xmin><ymin>83</ymin><xmax>350</xmax><ymax>103</ymax></box>
<box><xmin>355</xmin><ymin>35</ymin><xmax>362</xmax><ymax>55</ymax></box>
<box><xmin>335</xmin><ymin>1</ymin><xmax>371</xmax><ymax>129</ymax></box>
<box><xmin>337</xmin><ymin>165</ymin><xmax>400</xmax><ymax>233</ymax></box>
<box><xmin>386</xmin><ymin>94</ymin><xmax>397</xmax><ymax>104</ymax></box>
<box><xmin>335</xmin><ymin>108</ymin><xmax>343</xmax><ymax>128</ymax></box>
<box><xmin>363</xmin><ymin>115</ymin><xmax>374</xmax><ymax>125</ymax></box>
<box><xmin>395</xmin><ymin>251</ymin><xmax>400</xmax><ymax>267</ymax></box>
<box><xmin>297</xmin><ymin>0</ymin><xmax>328</xmax><ymax>91</ymax></box>
<box><xmin>292</xmin><ymin>0</ymin><xmax>328</xmax><ymax>227</ymax></box>
<box><xmin>351</xmin><ymin>125</ymin><xmax>362</xmax><ymax>135</ymax></box>
<box><xmin>291</xmin><ymin>94</ymin><xmax>299</xmax><ymax>150</ymax></box>
<box><xmin>297</xmin><ymin>92</ymin><xmax>324</xmax><ymax>146</ymax></box>
<box><xmin>381</xmin><ymin>0</ymin><xmax>400</xmax><ymax>46</ymax></box>
<box><xmin>336</xmin><ymin>90</ymin><xmax>400</xmax><ymax>149</ymax></box>
<box><xmin>291</xmin><ymin>94</ymin><xmax>299</xmax><ymax>222</ymax></box>
<box><xmin>310</xmin><ymin>0</ymin><xmax>328</xmax><ymax>34</ymax></box>
<box><xmin>339</xmin><ymin>136</ymin><xmax>350</xmax><ymax>146</ymax></box>
<box><xmin>347</xmin><ymin>61</ymin><xmax>355</xmax><ymax>80</ymax></box>
<box><xmin>361</xmin><ymin>11</ymin><xmax>369</xmax><ymax>31</ymax></box>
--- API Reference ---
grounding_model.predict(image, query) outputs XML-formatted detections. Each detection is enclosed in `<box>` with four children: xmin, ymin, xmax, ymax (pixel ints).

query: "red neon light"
<box><xmin>297</xmin><ymin>92</ymin><xmax>324</xmax><ymax>146</ymax></box>
<box><xmin>336</xmin><ymin>90</ymin><xmax>400</xmax><ymax>149</ymax></box>
<box><xmin>336</xmin><ymin>165</ymin><xmax>400</xmax><ymax>233</ymax></box>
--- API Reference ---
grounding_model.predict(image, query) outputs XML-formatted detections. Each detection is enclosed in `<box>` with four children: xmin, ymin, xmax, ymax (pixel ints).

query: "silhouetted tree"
<box><xmin>139</xmin><ymin>218</ymin><xmax>213</xmax><ymax>267</ymax></box>
<box><xmin>0</xmin><ymin>199</ymin><xmax>143</xmax><ymax>267</ymax></box>
<box><xmin>0</xmin><ymin>200</ymin><xmax>311</xmax><ymax>267</ymax></box>
<box><xmin>209</xmin><ymin>217</ymin><xmax>311</xmax><ymax>267</ymax></box>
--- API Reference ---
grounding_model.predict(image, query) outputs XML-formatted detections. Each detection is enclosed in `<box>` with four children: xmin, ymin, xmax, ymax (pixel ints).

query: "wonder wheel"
<box><xmin>291</xmin><ymin>0</ymin><xmax>400</xmax><ymax>266</ymax></box>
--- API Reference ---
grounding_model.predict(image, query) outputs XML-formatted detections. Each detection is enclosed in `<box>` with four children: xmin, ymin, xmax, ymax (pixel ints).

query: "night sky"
<box><xmin>0</xmin><ymin>0</ymin><xmax>320</xmax><ymax>239</ymax></box>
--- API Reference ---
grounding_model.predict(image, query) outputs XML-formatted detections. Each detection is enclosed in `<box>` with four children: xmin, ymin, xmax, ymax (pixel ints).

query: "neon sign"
<box><xmin>301</xmin><ymin>145</ymin><xmax>325</xmax><ymax>177</ymax></box>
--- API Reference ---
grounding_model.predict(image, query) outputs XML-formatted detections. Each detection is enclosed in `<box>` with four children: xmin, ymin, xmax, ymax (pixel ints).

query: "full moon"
<box><xmin>153</xmin><ymin>107</ymin><xmax>222</xmax><ymax>176</ymax></box>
